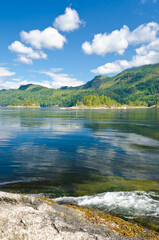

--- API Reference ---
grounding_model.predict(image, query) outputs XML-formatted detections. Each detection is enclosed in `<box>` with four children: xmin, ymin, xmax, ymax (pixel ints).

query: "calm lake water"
<box><xmin>0</xmin><ymin>107</ymin><xmax>159</xmax><ymax>228</ymax></box>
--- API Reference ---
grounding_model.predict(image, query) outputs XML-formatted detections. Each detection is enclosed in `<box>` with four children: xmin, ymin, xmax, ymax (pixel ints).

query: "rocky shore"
<box><xmin>0</xmin><ymin>192</ymin><xmax>158</xmax><ymax>240</ymax></box>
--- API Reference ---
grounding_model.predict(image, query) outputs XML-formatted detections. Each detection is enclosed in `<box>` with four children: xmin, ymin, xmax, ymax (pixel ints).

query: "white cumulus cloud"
<box><xmin>0</xmin><ymin>68</ymin><xmax>83</xmax><ymax>89</ymax></box>
<box><xmin>40</xmin><ymin>68</ymin><xmax>84</xmax><ymax>88</ymax></box>
<box><xmin>8</xmin><ymin>41</ymin><xmax>47</xmax><ymax>64</ymax></box>
<box><xmin>82</xmin><ymin>22</ymin><xmax>159</xmax><ymax>56</ymax></box>
<box><xmin>0</xmin><ymin>67</ymin><xmax>16</xmax><ymax>89</ymax></box>
<box><xmin>128</xmin><ymin>22</ymin><xmax>159</xmax><ymax>44</ymax></box>
<box><xmin>0</xmin><ymin>79</ymin><xmax>51</xmax><ymax>90</ymax></box>
<box><xmin>53</xmin><ymin>7</ymin><xmax>83</xmax><ymax>32</ymax></box>
<box><xmin>82</xmin><ymin>25</ymin><xmax>129</xmax><ymax>56</ymax></box>
<box><xmin>136</xmin><ymin>38</ymin><xmax>159</xmax><ymax>54</ymax></box>
<box><xmin>9</xmin><ymin>41</ymin><xmax>34</xmax><ymax>55</ymax></box>
<box><xmin>8</xmin><ymin>7</ymin><xmax>83</xmax><ymax>65</ymax></box>
<box><xmin>92</xmin><ymin>48</ymin><xmax>159</xmax><ymax>75</ymax></box>
<box><xmin>91</xmin><ymin>61</ymin><xmax>128</xmax><ymax>75</ymax></box>
<box><xmin>0</xmin><ymin>67</ymin><xmax>15</xmax><ymax>79</ymax></box>
<box><xmin>0</xmin><ymin>80</ymin><xmax>25</xmax><ymax>89</ymax></box>
<box><xmin>9</xmin><ymin>41</ymin><xmax>47</xmax><ymax>59</ymax></box>
<box><xmin>16</xmin><ymin>56</ymin><xmax>33</xmax><ymax>65</ymax></box>
<box><xmin>21</xmin><ymin>27</ymin><xmax>67</xmax><ymax>50</ymax></box>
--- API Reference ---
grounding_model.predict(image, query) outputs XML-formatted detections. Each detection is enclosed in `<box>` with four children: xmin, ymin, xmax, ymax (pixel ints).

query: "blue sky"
<box><xmin>0</xmin><ymin>0</ymin><xmax>159</xmax><ymax>89</ymax></box>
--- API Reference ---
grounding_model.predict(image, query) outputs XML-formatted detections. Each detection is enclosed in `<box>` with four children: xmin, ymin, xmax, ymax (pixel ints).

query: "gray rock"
<box><xmin>0</xmin><ymin>191</ymin><xmax>150</xmax><ymax>240</ymax></box>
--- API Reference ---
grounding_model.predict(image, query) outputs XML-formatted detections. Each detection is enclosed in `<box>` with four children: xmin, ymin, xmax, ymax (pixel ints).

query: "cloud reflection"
<box><xmin>0</xmin><ymin>108</ymin><xmax>158</xmax><ymax>185</ymax></box>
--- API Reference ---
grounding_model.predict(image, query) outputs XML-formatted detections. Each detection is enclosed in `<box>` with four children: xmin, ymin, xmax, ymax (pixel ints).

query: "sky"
<box><xmin>0</xmin><ymin>0</ymin><xmax>159</xmax><ymax>89</ymax></box>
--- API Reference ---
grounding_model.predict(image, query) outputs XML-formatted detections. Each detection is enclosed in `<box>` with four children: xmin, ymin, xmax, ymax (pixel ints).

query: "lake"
<box><xmin>0</xmin><ymin>107</ymin><xmax>159</xmax><ymax>229</ymax></box>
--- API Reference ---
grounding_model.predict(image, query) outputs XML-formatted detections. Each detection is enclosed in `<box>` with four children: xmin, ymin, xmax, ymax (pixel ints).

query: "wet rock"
<box><xmin>0</xmin><ymin>192</ymin><xmax>157</xmax><ymax>240</ymax></box>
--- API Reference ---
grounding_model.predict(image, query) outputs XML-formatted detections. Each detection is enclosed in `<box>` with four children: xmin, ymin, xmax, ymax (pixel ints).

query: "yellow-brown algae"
<box><xmin>65</xmin><ymin>204</ymin><xmax>159</xmax><ymax>239</ymax></box>
<box><xmin>36</xmin><ymin>196</ymin><xmax>57</xmax><ymax>205</ymax></box>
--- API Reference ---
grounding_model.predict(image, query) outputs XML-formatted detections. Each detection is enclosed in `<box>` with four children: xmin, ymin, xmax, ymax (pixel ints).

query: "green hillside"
<box><xmin>78</xmin><ymin>63</ymin><xmax>159</xmax><ymax>105</ymax></box>
<box><xmin>19</xmin><ymin>84</ymin><xmax>47</xmax><ymax>92</ymax></box>
<box><xmin>102</xmin><ymin>63</ymin><xmax>159</xmax><ymax>105</ymax></box>
<box><xmin>78</xmin><ymin>75</ymin><xmax>112</xmax><ymax>89</ymax></box>
<box><xmin>0</xmin><ymin>63</ymin><xmax>159</xmax><ymax>107</ymax></box>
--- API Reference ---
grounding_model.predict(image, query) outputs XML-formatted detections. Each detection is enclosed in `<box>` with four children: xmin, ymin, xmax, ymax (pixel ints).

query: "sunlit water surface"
<box><xmin>0</xmin><ymin>107</ymin><xmax>159</xmax><ymax>229</ymax></box>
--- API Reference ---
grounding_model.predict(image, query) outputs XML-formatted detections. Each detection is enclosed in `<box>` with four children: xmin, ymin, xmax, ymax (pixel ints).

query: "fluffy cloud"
<box><xmin>8</xmin><ymin>7</ymin><xmax>83</xmax><ymax>65</ymax></box>
<box><xmin>21</xmin><ymin>27</ymin><xmax>67</xmax><ymax>50</ymax></box>
<box><xmin>0</xmin><ymin>80</ymin><xmax>25</xmax><ymax>89</ymax></box>
<box><xmin>0</xmin><ymin>67</ymin><xmax>16</xmax><ymax>89</ymax></box>
<box><xmin>40</xmin><ymin>68</ymin><xmax>84</xmax><ymax>88</ymax></box>
<box><xmin>9</xmin><ymin>41</ymin><xmax>33</xmax><ymax>55</ymax></box>
<box><xmin>92</xmin><ymin>61</ymin><xmax>128</xmax><ymax>75</ymax></box>
<box><xmin>0</xmin><ymin>79</ymin><xmax>49</xmax><ymax>90</ymax></box>
<box><xmin>16</xmin><ymin>56</ymin><xmax>33</xmax><ymax>65</ymax></box>
<box><xmin>82</xmin><ymin>22</ymin><xmax>159</xmax><ymax>56</ymax></box>
<box><xmin>8</xmin><ymin>27</ymin><xmax>66</xmax><ymax>65</ymax></box>
<box><xmin>128</xmin><ymin>22</ymin><xmax>159</xmax><ymax>44</ymax></box>
<box><xmin>82</xmin><ymin>26</ymin><xmax>129</xmax><ymax>56</ymax></box>
<box><xmin>53</xmin><ymin>7</ymin><xmax>82</xmax><ymax>32</ymax></box>
<box><xmin>92</xmin><ymin>47</ymin><xmax>159</xmax><ymax>74</ymax></box>
<box><xmin>88</xmin><ymin>22</ymin><xmax>159</xmax><ymax>75</ymax></box>
<box><xmin>0</xmin><ymin>67</ymin><xmax>15</xmax><ymax>79</ymax></box>
<box><xmin>136</xmin><ymin>39</ymin><xmax>159</xmax><ymax>54</ymax></box>
<box><xmin>9</xmin><ymin>41</ymin><xmax>47</xmax><ymax>59</ymax></box>
<box><xmin>0</xmin><ymin>68</ymin><xmax>84</xmax><ymax>89</ymax></box>
<box><xmin>9</xmin><ymin>28</ymin><xmax>66</xmax><ymax>64</ymax></box>
<box><xmin>8</xmin><ymin>41</ymin><xmax>47</xmax><ymax>65</ymax></box>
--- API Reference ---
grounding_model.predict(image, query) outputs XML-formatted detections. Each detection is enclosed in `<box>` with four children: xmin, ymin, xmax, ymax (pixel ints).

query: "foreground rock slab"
<box><xmin>0</xmin><ymin>192</ymin><xmax>158</xmax><ymax>240</ymax></box>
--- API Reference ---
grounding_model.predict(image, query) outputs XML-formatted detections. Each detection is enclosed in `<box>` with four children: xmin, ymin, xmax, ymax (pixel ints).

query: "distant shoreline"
<box><xmin>6</xmin><ymin>105</ymin><xmax>41</xmax><ymax>108</ymax></box>
<box><xmin>0</xmin><ymin>105</ymin><xmax>157</xmax><ymax>109</ymax></box>
<box><xmin>61</xmin><ymin>105</ymin><xmax>158</xmax><ymax>110</ymax></box>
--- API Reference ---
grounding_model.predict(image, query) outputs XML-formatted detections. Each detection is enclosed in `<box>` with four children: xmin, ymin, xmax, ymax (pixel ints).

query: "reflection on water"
<box><xmin>0</xmin><ymin>107</ymin><xmax>158</xmax><ymax>185</ymax></box>
<box><xmin>0</xmin><ymin>107</ymin><xmax>159</xmax><ymax>227</ymax></box>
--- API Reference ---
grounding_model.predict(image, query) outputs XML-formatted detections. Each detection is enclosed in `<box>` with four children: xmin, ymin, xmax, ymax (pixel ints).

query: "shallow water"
<box><xmin>0</xmin><ymin>107</ymin><xmax>159</xmax><ymax>228</ymax></box>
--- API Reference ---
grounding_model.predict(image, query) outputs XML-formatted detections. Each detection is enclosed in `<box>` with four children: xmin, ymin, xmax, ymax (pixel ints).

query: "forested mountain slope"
<box><xmin>77</xmin><ymin>63</ymin><xmax>159</xmax><ymax>104</ymax></box>
<box><xmin>0</xmin><ymin>63</ymin><xmax>159</xmax><ymax>107</ymax></box>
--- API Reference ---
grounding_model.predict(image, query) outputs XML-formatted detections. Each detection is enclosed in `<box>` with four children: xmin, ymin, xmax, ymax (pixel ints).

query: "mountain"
<box><xmin>79</xmin><ymin>63</ymin><xmax>159</xmax><ymax>90</ymax></box>
<box><xmin>75</xmin><ymin>63</ymin><xmax>159</xmax><ymax>104</ymax></box>
<box><xmin>19</xmin><ymin>84</ymin><xmax>47</xmax><ymax>91</ymax></box>
<box><xmin>77</xmin><ymin>75</ymin><xmax>112</xmax><ymax>89</ymax></box>
<box><xmin>103</xmin><ymin>63</ymin><xmax>159</xmax><ymax>104</ymax></box>
<box><xmin>0</xmin><ymin>63</ymin><xmax>159</xmax><ymax>107</ymax></box>
<box><xmin>121</xmin><ymin>66</ymin><xmax>142</xmax><ymax>73</ymax></box>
